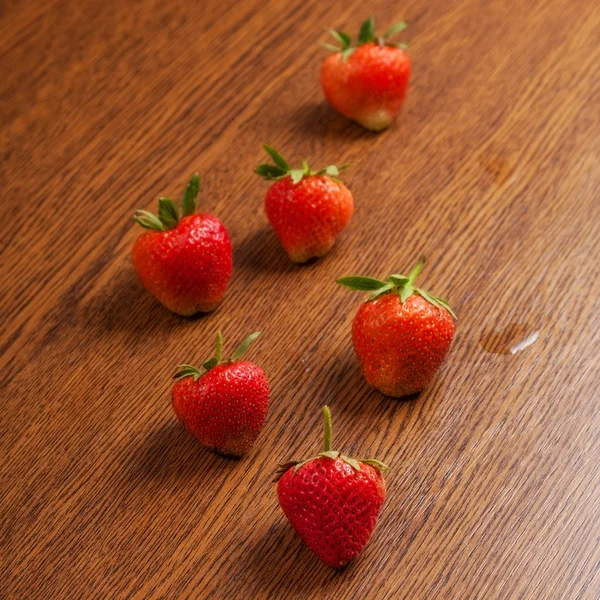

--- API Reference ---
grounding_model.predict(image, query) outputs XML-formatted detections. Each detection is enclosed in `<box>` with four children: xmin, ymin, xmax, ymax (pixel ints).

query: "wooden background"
<box><xmin>1</xmin><ymin>0</ymin><xmax>599</xmax><ymax>597</ymax></box>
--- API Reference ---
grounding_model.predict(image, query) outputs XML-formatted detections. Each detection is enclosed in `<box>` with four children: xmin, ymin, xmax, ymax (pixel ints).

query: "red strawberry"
<box><xmin>255</xmin><ymin>146</ymin><xmax>354</xmax><ymax>263</ymax></box>
<box><xmin>321</xmin><ymin>17</ymin><xmax>411</xmax><ymax>131</ymax></box>
<box><xmin>275</xmin><ymin>406</ymin><xmax>387</xmax><ymax>568</ymax></box>
<box><xmin>132</xmin><ymin>173</ymin><xmax>233</xmax><ymax>316</ymax></box>
<box><xmin>172</xmin><ymin>331</ymin><xmax>269</xmax><ymax>456</ymax></box>
<box><xmin>337</xmin><ymin>258</ymin><xmax>456</xmax><ymax>397</ymax></box>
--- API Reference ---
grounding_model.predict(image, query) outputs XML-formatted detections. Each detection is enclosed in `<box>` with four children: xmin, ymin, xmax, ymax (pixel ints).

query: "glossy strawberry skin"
<box><xmin>277</xmin><ymin>457</ymin><xmax>386</xmax><ymax>568</ymax></box>
<box><xmin>172</xmin><ymin>361</ymin><xmax>269</xmax><ymax>456</ymax></box>
<box><xmin>132</xmin><ymin>213</ymin><xmax>233</xmax><ymax>316</ymax></box>
<box><xmin>321</xmin><ymin>43</ymin><xmax>411</xmax><ymax>131</ymax></box>
<box><xmin>264</xmin><ymin>175</ymin><xmax>353</xmax><ymax>263</ymax></box>
<box><xmin>352</xmin><ymin>294</ymin><xmax>455</xmax><ymax>397</ymax></box>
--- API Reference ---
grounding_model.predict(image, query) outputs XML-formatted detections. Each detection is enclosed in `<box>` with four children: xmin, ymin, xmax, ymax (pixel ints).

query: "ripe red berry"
<box><xmin>172</xmin><ymin>331</ymin><xmax>269</xmax><ymax>456</ymax></box>
<box><xmin>255</xmin><ymin>146</ymin><xmax>354</xmax><ymax>263</ymax></box>
<box><xmin>338</xmin><ymin>257</ymin><xmax>456</xmax><ymax>397</ymax></box>
<box><xmin>276</xmin><ymin>407</ymin><xmax>388</xmax><ymax>568</ymax></box>
<box><xmin>321</xmin><ymin>17</ymin><xmax>411</xmax><ymax>131</ymax></box>
<box><xmin>132</xmin><ymin>173</ymin><xmax>233</xmax><ymax>316</ymax></box>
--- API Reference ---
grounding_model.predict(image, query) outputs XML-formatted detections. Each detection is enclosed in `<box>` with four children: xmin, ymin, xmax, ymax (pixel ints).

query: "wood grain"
<box><xmin>1</xmin><ymin>0</ymin><xmax>599</xmax><ymax>598</ymax></box>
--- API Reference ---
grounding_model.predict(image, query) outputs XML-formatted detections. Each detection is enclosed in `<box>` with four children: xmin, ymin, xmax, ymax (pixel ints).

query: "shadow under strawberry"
<box><xmin>232</xmin><ymin>518</ymin><xmax>345</xmax><ymax>597</ymax></box>
<box><xmin>83</xmin><ymin>263</ymin><xmax>213</xmax><ymax>337</ymax></box>
<box><xmin>125</xmin><ymin>421</ymin><xmax>238</xmax><ymax>487</ymax></box>
<box><xmin>289</xmin><ymin>101</ymin><xmax>377</xmax><ymax>140</ymax></box>
<box><xmin>315</xmin><ymin>347</ymin><xmax>420</xmax><ymax>414</ymax></box>
<box><xmin>234</xmin><ymin>226</ymin><xmax>306</xmax><ymax>274</ymax></box>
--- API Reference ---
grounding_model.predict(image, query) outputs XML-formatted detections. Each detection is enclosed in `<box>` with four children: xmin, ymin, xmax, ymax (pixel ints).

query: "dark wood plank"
<box><xmin>1</xmin><ymin>0</ymin><xmax>599</xmax><ymax>598</ymax></box>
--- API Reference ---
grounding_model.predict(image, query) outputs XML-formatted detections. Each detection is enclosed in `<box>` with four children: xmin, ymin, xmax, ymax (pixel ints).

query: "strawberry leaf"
<box><xmin>134</xmin><ymin>174</ymin><xmax>200</xmax><ymax>232</ymax></box>
<box><xmin>384</xmin><ymin>21</ymin><xmax>408</xmax><ymax>39</ymax></box>
<box><xmin>158</xmin><ymin>197</ymin><xmax>179</xmax><ymax>229</ymax></box>
<box><xmin>341</xmin><ymin>455</ymin><xmax>362</xmax><ymax>471</ymax></box>
<box><xmin>388</xmin><ymin>274</ymin><xmax>409</xmax><ymax>287</ymax></box>
<box><xmin>277</xmin><ymin>461</ymin><xmax>301</xmax><ymax>471</ymax></box>
<box><xmin>325</xmin><ymin>18</ymin><xmax>408</xmax><ymax>55</ymax></box>
<box><xmin>369</xmin><ymin>283</ymin><xmax>393</xmax><ymax>299</ymax></box>
<box><xmin>292</xmin><ymin>459</ymin><xmax>312</xmax><ymax>474</ymax></box>
<box><xmin>399</xmin><ymin>284</ymin><xmax>414</xmax><ymax>303</ymax></box>
<box><xmin>255</xmin><ymin>164</ymin><xmax>287</xmax><ymax>180</ymax></box>
<box><xmin>231</xmin><ymin>331</ymin><xmax>261</xmax><ymax>362</ymax></box>
<box><xmin>326</xmin><ymin>28</ymin><xmax>351</xmax><ymax>49</ymax></box>
<box><xmin>321</xmin><ymin>42</ymin><xmax>343</xmax><ymax>53</ymax></box>
<box><xmin>433</xmin><ymin>295</ymin><xmax>457</xmax><ymax>319</ymax></box>
<box><xmin>133</xmin><ymin>210</ymin><xmax>165</xmax><ymax>231</ymax></box>
<box><xmin>415</xmin><ymin>286</ymin><xmax>440</xmax><ymax>308</ymax></box>
<box><xmin>202</xmin><ymin>357</ymin><xmax>218</xmax><ymax>371</ymax></box>
<box><xmin>289</xmin><ymin>170</ymin><xmax>305</xmax><ymax>185</ymax></box>
<box><xmin>337</xmin><ymin>31</ymin><xmax>352</xmax><ymax>48</ymax></box>
<box><xmin>337</xmin><ymin>276</ymin><xmax>389</xmax><ymax>291</ymax></box>
<box><xmin>274</xmin><ymin>460</ymin><xmax>304</xmax><ymax>481</ymax></box>
<box><xmin>417</xmin><ymin>288</ymin><xmax>457</xmax><ymax>319</ymax></box>
<box><xmin>359</xmin><ymin>458</ymin><xmax>390</xmax><ymax>471</ymax></box>
<box><xmin>174</xmin><ymin>364</ymin><xmax>204</xmax><ymax>381</ymax></box>
<box><xmin>358</xmin><ymin>17</ymin><xmax>376</xmax><ymax>44</ymax></box>
<box><xmin>341</xmin><ymin>47</ymin><xmax>355</xmax><ymax>62</ymax></box>
<box><xmin>316</xmin><ymin>163</ymin><xmax>352</xmax><ymax>180</ymax></box>
<box><xmin>257</xmin><ymin>148</ymin><xmax>350</xmax><ymax>185</ymax></box>
<box><xmin>318</xmin><ymin>450</ymin><xmax>341</xmax><ymax>460</ymax></box>
<box><xmin>182</xmin><ymin>172</ymin><xmax>200</xmax><ymax>217</ymax></box>
<box><xmin>263</xmin><ymin>145</ymin><xmax>291</xmax><ymax>171</ymax></box>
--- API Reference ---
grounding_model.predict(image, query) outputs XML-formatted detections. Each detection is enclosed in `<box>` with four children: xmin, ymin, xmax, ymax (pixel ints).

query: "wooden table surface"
<box><xmin>2</xmin><ymin>0</ymin><xmax>599</xmax><ymax>598</ymax></box>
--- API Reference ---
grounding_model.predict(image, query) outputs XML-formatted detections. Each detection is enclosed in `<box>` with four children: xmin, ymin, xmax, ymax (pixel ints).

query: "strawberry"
<box><xmin>275</xmin><ymin>406</ymin><xmax>388</xmax><ymax>568</ymax></box>
<box><xmin>172</xmin><ymin>331</ymin><xmax>269</xmax><ymax>456</ymax></box>
<box><xmin>132</xmin><ymin>173</ymin><xmax>233</xmax><ymax>316</ymax></box>
<box><xmin>337</xmin><ymin>258</ymin><xmax>456</xmax><ymax>397</ymax></box>
<box><xmin>255</xmin><ymin>146</ymin><xmax>354</xmax><ymax>263</ymax></box>
<box><xmin>321</xmin><ymin>17</ymin><xmax>411</xmax><ymax>131</ymax></box>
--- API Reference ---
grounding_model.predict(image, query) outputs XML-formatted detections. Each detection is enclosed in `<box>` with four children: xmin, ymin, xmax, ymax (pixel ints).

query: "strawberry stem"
<box><xmin>407</xmin><ymin>256</ymin><xmax>426</xmax><ymax>285</ymax></box>
<box><xmin>274</xmin><ymin>406</ymin><xmax>390</xmax><ymax>481</ymax></box>
<box><xmin>323</xmin><ymin>406</ymin><xmax>332</xmax><ymax>452</ymax></box>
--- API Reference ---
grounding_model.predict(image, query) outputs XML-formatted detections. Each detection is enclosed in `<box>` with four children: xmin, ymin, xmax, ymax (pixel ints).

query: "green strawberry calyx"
<box><xmin>322</xmin><ymin>17</ymin><xmax>408</xmax><ymax>61</ymax></box>
<box><xmin>255</xmin><ymin>145</ymin><xmax>352</xmax><ymax>185</ymax></box>
<box><xmin>337</xmin><ymin>256</ymin><xmax>458</xmax><ymax>319</ymax></box>
<box><xmin>274</xmin><ymin>406</ymin><xmax>388</xmax><ymax>482</ymax></box>
<box><xmin>174</xmin><ymin>330</ymin><xmax>261</xmax><ymax>381</ymax></box>
<box><xmin>133</xmin><ymin>172</ymin><xmax>201</xmax><ymax>232</ymax></box>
